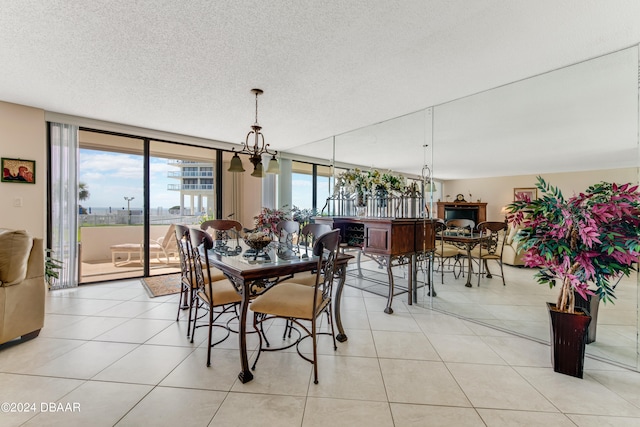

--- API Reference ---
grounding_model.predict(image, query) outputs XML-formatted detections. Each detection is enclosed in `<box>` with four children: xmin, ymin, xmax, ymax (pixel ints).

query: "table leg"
<box><xmin>334</xmin><ymin>263</ymin><xmax>348</xmax><ymax>342</ymax></box>
<box><xmin>427</xmin><ymin>254</ymin><xmax>437</xmax><ymax>297</ymax></box>
<box><xmin>237</xmin><ymin>281</ymin><xmax>253</xmax><ymax>383</ymax></box>
<box><xmin>408</xmin><ymin>254</ymin><xmax>414</xmax><ymax>306</ymax></box>
<box><xmin>411</xmin><ymin>254</ymin><xmax>417</xmax><ymax>304</ymax></box>
<box><xmin>464</xmin><ymin>245</ymin><xmax>473</xmax><ymax>288</ymax></box>
<box><xmin>384</xmin><ymin>256</ymin><xmax>394</xmax><ymax>314</ymax></box>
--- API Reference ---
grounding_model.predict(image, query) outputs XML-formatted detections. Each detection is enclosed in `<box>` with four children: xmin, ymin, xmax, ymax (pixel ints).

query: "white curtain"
<box><xmin>49</xmin><ymin>122</ymin><xmax>79</xmax><ymax>289</ymax></box>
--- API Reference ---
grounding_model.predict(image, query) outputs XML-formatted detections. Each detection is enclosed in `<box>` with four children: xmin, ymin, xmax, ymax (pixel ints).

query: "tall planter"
<box><xmin>574</xmin><ymin>294</ymin><xmax>600</xmax><ymax>344</ymax></box>
<box><xmin>547</xmin><ymin>302</ymin><xmax>591</xmax><ymax>379</ymax></box>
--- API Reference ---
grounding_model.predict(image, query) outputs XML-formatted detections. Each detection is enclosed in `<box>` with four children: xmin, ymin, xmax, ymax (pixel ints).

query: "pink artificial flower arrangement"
<box><xmin>253</xmin><ymin>206</ymin><xmax>290</xmax><ymax>235</ymax></box>
<box><xmin>507</xmin><ymin>177</ymin><xmax>640</xmax><ymax>313</ymax></box>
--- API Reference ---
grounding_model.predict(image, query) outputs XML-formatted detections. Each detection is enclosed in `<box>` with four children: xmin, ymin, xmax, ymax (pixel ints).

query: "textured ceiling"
<box><xmin>1</xmin><ymin>0</ymin><xmax>639</xmax><ymax>179</ymax></box>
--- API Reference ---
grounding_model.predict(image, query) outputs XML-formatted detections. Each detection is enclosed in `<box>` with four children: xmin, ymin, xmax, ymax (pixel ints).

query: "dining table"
<box><xmin>206</xmin><ymin>240</ymin><xmax>353</xmax><ymax>383</ymax></box>
<box><xmin>437</xmin><ymin>230</ymin><xmax>487</xmax><ymax>287</ymax></box>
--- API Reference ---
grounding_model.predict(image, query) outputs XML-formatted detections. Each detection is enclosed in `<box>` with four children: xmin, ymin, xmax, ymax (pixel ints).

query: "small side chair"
<box><xmin>250</xmin><ymin>229</ymin><xmax>341</xmax><ymax>384</ymax></box>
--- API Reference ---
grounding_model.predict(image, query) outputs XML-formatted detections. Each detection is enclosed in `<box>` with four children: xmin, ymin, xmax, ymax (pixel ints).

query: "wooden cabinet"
<box><xmin>314</xmin><ymin>216</ymin><xmax>436</xmax><ymax>313</ymax></box>
<box><xmin>314</xmin><ymin>217</ymin><xmax>435</xmax><ymax>256</ymax></box>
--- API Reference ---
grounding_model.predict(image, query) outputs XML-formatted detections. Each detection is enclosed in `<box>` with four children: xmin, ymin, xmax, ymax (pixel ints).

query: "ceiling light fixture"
<box><xmin>228</xmin><ymin>88</ymin><xmax>280</xmax><ymax>177</ymax></box>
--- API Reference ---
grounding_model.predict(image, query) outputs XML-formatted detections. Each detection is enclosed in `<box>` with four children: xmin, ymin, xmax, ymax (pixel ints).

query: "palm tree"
<box><xmin>79</xmin><ymin>182</ymin><xmax>90</xmax><ymax>201</ymax></box>
<box><xmin>78</xmin><ymin>182</ymin><xmax>90</xmax><ymax>215</ymax></box>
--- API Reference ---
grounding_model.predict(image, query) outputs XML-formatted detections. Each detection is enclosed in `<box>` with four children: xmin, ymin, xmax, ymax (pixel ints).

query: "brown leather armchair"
<box><xmin>0</xmin><ymin>229</ymin><xmax>45</xmax><ymax>345</ymax></box>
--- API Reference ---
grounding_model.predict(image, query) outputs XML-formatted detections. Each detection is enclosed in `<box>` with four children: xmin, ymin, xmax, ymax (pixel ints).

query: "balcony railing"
<box><xmin>167</xmin><ymin>159</ymin><xmax>214</xmax><ymax>166</ymax></box>
<box><xmin>167</xmin><ymin>171</ymin><xmax>214</xmax><ymax>178</ymax></box>
<box><xmin>167</xmin><ymin>184</ymin><xmax>214</xmax><ymax>191</ymax></box>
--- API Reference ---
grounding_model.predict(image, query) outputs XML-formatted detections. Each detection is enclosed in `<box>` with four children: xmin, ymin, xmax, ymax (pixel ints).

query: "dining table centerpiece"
<box><xmin>253</xmin><ymin>206</ymin><xmax>290</xmax><ymax>235</ymax></box>
<box><xmin>507</xmin><ymin>176</ymin><xmax>640</xmax><ymax>377</ymax></box>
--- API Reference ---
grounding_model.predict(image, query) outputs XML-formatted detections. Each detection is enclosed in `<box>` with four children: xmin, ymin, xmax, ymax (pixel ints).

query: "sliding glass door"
<box><xmin>148</xmin><ymin>141</ymin><xmax>217</xmax><ymax>277</ymax></box>
<box><xmin>78</xmin><ymin>131</ymin><xmax>145</xmax><ymax>282</ymax></box>
<box><xmin>77</xmin><ymin>130</ymin><xmax>219</xmax><ymax>283</ymax></box>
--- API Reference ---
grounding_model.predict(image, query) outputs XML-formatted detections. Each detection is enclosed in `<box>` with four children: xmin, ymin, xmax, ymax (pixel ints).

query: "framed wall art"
<box><xmin>1</xmin><ymin>158</ymin><xmax>36</xmax><ymax>184</ymax></box>
<box><xmin>513</xmin><ymin>187</ymin><xmax>537</xmax><ymax>201</ymax></box>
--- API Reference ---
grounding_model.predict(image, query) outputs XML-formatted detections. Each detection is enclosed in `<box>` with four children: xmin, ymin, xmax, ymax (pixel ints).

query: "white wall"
<box><xmin>443</xmin><ymin>168</ymin><xmax>639</xmax><ymax>221</ymax></box>
<box><xmin>0</xmin><ymin>101</ymin><xmax>46</xmax><ymax>238</ymax></box>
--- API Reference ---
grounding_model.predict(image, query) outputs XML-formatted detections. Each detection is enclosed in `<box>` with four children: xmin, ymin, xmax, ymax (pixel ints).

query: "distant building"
<box><xmin>167</xmin><ymin>160</ymin><xmax>214</xmax><ymax>215</ymax></box>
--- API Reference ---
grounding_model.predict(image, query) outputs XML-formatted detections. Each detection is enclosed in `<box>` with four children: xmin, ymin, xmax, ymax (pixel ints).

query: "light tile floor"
<box><xmin>0</xmin><ymin>272</ymin><xmax>639</xmax><ymax>426</ymax></box>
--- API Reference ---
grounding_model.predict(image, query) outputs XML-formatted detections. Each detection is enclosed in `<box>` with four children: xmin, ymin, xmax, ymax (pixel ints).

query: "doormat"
<box><xmin>345</xmin><ymin>266</ymin><xmax>424</xmax><ymax>298</ymax></box>
<box><xmin>141</xmin><ymin>273</ymin><xmax>182</xmax><ymax>297</ymax></box>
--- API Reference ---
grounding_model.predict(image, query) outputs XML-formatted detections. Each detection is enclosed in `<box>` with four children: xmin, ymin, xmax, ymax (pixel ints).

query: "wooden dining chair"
<box><xmin>200</xmin><ymin>219</ymin><xmax>243</xmax><ymax>249</ymax></box>
<box><xmin>189</xmin><ymin>228</ymin><xmax>243</xmax><ymax>366</ymax></box>
<box><xmin>433</xmin><ymin>219</ymin><xmax>462</xmax><ymax>284</ymax></box>
<box><xmin>275</xmin><ymin>220</ymin><xmax>300</xmax><ymax>248</ymax></box>
<box><xmin>175</xmin><ymin>224</ymin><xmax>227</xmax><ymax>338</ymax></box>
<box><xmin>470</xmin><ymin>221</ymin><xmax>508</xmax><ymax>286</ymax></box>
<box><xmin>445</xmin><ymin>218</ymin><xmax>475</xmax><ymax>231</ymax></box>
<box><xmin>298</xmin><ymin>223</ymin><xmax>332</xmax><ymax>254</ymax></box>
<box><xmin>174</xmin><ymin>224</ymin><xmax>194</xmax><ymax>332</ymax></box>
<box><xmin>277</xmin><ymin>223</ymin><xmax>332</xmax><ymax>340</ymax></box>
<box><xmin>250</xmin><ymin>229</ymin><xmax>341</xmax><ymax>384</ymax></box>
<box><xmin>279</xmin><ymin>223</ymin><xmax>332</xmax><ymax>287</ymax></box>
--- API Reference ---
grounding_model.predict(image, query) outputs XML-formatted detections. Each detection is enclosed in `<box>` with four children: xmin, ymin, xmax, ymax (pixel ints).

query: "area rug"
<box><xmin>140</xmin><ymin>273</ymin><xmax>182</xmax><ymax>297</ymax></box>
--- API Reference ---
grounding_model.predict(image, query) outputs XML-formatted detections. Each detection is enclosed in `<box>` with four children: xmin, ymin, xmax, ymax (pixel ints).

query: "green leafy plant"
<box><xmin>45</xmin><ymin>249</ymin><xmax>63</xmax><ymax>288</ymax></box>
<box><xmin>291</xmin><ymin>206</ymin><xmax>316</xmax><ymax>227</ymax></box>
<box><xmin>197</xmin><ymin>209</ymin><xmax>216</xmax><ymax>224</ymax></box>
<box><xmin>507</xmin><ymin>176</ymin><xmax>640</xmax><ymax>313</ymax></box>
<box><xmin>335</xmin><ymin>168</ymin><xmax>406</xmax><ymax>195</ymax></box>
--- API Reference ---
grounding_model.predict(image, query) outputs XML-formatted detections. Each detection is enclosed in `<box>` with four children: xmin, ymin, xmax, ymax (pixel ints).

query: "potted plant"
<box><xmin>335</xmin><ymin>168</ymin><xmax>371</xmax><ymax>208</ymax></box>
<box><xmin>507</xmin><ymin>176</ymin><xmax>640</xmax><ymax>378</ymax></box>
<box><xmin>291</xmin><ymin>206</ymin><xmax>316</xmax><ymax>228</ymax></box>
<box><xmin>335</xmin><ymin>168</ymin><xmax>406</xmax><ymax>214</ymax></box>
<box><xmin>45</xmin><ymin>249</ymin><xmax>63</xmax><ymax>290</ymax></box>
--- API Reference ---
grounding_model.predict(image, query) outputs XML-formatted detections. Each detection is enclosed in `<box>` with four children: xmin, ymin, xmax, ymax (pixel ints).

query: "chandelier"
<box><xmin>228</xmin><ymin>88</ymin><xmax>280</xmax><ymax>177</ymax></box>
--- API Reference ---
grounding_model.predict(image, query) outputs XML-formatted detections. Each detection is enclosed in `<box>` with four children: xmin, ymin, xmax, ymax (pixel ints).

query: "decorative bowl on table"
<box><xmin>243</xmin><ymin>231</ymin><xmax>273</xmax><ymax>255</ymax></box>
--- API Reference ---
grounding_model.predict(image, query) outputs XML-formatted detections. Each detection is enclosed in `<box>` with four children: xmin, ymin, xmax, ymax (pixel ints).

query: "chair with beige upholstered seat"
<box><xmin>279</xmin><ymin>223</ymin><xmax>332</xmax><ymax>287</ymax></box>
<box><xmin>277</xmin><ymin>223</ymin><xmax>332</xmax><ymax>340</ymax></box>
<box><xmin>275</xmin><ymin>220</ymin><xmax>300</xmax><ymax>250</ymax></box>
<box><xmin>433</xmin><ymin>220</ymin><xmax>462</xmax><ymax>283</ymax></box>
<box><xmin>189</xmin><ymin>228</ymin><xmax>242</xmax><ymax>366</ymax></box>
<box><xmin>469</xmin><ymin>221</ymin><xmax>508</xmax><ymax>286</ymax></box>
<box><xmin>174</xmin><ymin>224</ymin><xmax>193</xmax><ymax>318</ymax></box>
<box><xmin>200</xmin><ymin>219</ymin><xmax>243</xmax><ymax>254</ymax></box>
<box><xmin>250</xmin><ymin>229</ymin><xmax>341</xmax><ymax>384</ymax></box>
<box><xmin>445</xmin><ymin>218</ymin><xmax>475</xmax><ymax>232</ymax></box>
<box><xmin>174</xmin><ymin>224</ymin><xmax>227</xmax><ymax>338</ymax></box>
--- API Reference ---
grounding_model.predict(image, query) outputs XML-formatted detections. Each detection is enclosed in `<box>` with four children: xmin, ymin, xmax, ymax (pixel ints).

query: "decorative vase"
<box><xmin>574</xmin><ymin>294</ymin><xmax>600</xmax><ymax>344</ymax></box>
<box><xmin>375</xmin><ymin>186</ymin><xmax>388</xmax><ymax>208</ymax></box>
<box><xmin>547</xmin><ymin>302</ymin><xmax>591</xmax><ymax>378</ymax></box>
<box><xmin>355</xmin><ymin>191</ymin><xmax>367</xmax><ymax>217</ymax></box>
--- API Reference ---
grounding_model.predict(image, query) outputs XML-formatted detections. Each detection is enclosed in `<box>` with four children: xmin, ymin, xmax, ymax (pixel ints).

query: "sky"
<box><xmin>79</xmin><ymin>149</ymin><xmax>323</xmax><ymax>214</ymax></box>
<box><xmin>79</xmin><ymin>149</ymin><xmax>175</xmax><ymax>213</ymax></box>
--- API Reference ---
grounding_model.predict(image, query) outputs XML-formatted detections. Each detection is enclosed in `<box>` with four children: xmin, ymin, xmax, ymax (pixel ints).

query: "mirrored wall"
<box><xmin>295</xmin><ymin>45</ymin><xmax>639</xmax><ymax>370</ymax></box>
<box><xmin>426</xmin><ymin>45</ymin><xmax>639</xmax><ymax>371</ymax></box>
